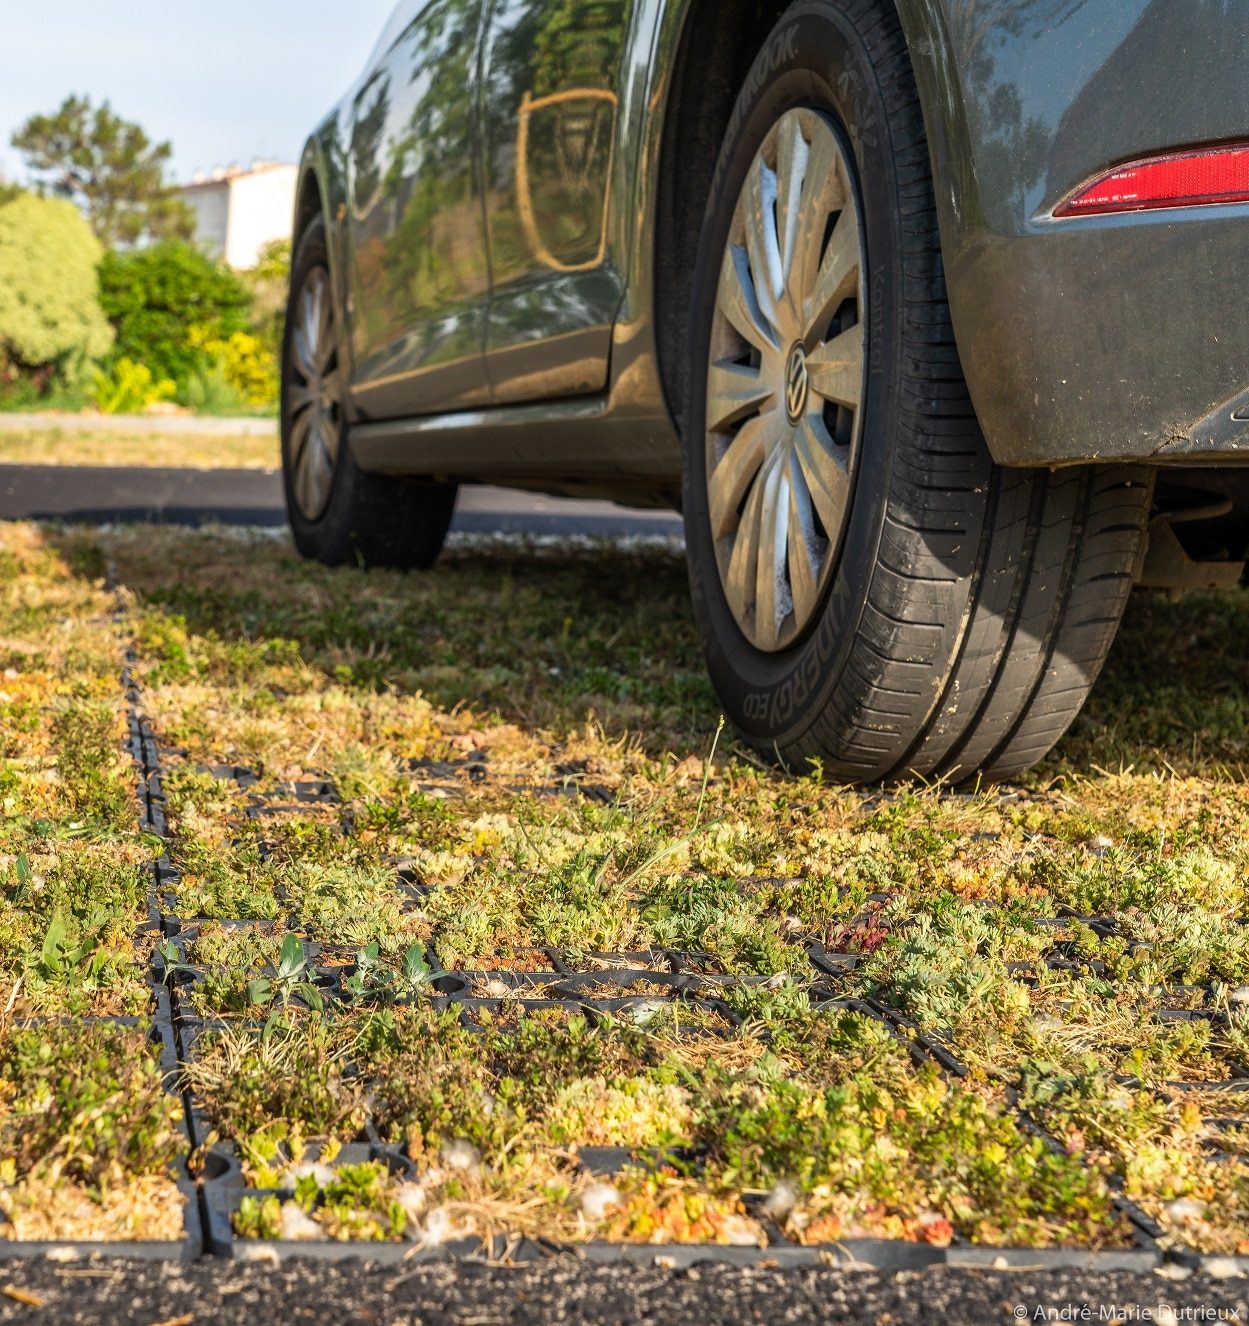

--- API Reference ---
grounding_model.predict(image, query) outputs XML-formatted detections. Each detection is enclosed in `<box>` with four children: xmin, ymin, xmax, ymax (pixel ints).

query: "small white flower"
<box><xmin>422</xmin><ymin>1206</ymin><xmax>453</xmax><ymax>1246</ymax></box>
<box><xmin>760</xmin><ymin>1180</ymin><xmax>797</xmax><ymax>1221</ymax></box>
<box><xmin>237</xmin><ymin>1245</ymin><xmax>280</xmax><ymax>1264</ymax></box>
<box><xmin>278</xmin><ymin>1201</ymin><xmax>322</xmax><ymax>1240</ymax></box>
<box><xmin>1203</xmin><ymin>1257</ymin><xmax>1244</xmax><ymax>1280</ymax></box>
<box><xmin>394</xmin><ymin>1182</ymin><xmax>426</xmax><ymax>1222</ymax></box>
<box><xmin>439</xmin><ymin>1139</ymin><xmax>481</xmax><ymax>1172</ymax></box>
<box><xmin>722</xmin><ymin>1214</ymin><xmax>762</xmax><ymax>1247</ymax></box>
<box><xmin>580</xmin><ymin>1182</ymin><xmax>621</xmax><ymax>1222</ymax></box>
<box><xmin>284</xmin><ymin>1161</ymin><xmax>336</xmax><ymax>1188</ymax></box>
<box><xmin>1163</xmin><ymin>1198</ymin><xmax>1205</xmax><ymax>1223</ymax></box>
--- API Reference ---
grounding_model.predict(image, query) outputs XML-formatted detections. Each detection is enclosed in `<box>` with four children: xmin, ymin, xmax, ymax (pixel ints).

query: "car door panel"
<box><xmin>344</xmin><ymin>0</ymin><xmax>493</xmax><ymax>418</ymax></box>
<box><xmin>479</xmin><ymin>0</ymin><xmax>636</xmax><ymax>404</ymax></box>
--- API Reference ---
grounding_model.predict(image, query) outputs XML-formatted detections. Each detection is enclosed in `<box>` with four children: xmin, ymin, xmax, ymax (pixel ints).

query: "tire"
<box><xmin>282</xmin><ymin>216</ymin><xmax>457</xmax><ymax>570</ymax></box>
<box><xmin>682</xmin><ymin>0</ymin><xmax>1151</xmax><ymax>784</ymax></box>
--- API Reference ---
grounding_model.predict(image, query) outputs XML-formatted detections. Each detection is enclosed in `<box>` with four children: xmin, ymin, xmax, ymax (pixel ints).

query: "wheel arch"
<box><xmin>649</xmin><ymin>0</ymin><xmax>976</xmax><ymax>442</ymax></box>
<box><xmin>293</xmin><ymin>156</ymin><xmax>325</xmax><ymax>242</ymax></box>
<box><xmin>292</xmin><ymin>123</ymin><xmax>359</xmax><ymax>413</ymax></box>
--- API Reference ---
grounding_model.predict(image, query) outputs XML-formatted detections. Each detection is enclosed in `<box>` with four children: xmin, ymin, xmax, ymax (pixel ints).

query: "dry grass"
<box><xmin>0</xmin><ymin>427</ymin><xmax>277</xmax><ymax>471</ymax></box>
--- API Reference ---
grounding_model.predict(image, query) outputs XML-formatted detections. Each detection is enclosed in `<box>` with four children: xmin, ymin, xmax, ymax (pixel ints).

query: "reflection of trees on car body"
<box><xmin>345</xmin><ymin>0</ymin><xmax>490</xmax><ymax>413</ymax></box>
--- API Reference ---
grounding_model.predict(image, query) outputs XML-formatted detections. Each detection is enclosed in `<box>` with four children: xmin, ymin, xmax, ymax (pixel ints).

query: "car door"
<box><xmin>345</xmin><ymin>0</ymin><xmax>492</xmax><ymax>419</ymax></box>
<box><xmin>478</xmin><ymin>0</ymin><xmax>634</xmax><ymax>403</ymax></box>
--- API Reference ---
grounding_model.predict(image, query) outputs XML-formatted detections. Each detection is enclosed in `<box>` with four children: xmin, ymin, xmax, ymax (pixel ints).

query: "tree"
<box><xmin>11</xmin><ymin>94</ymin><xmax>194</xmax><ymax>247</ymax></box>
<box><xmin>0</xmin><ymin>192</ymin><xmax>113</xmax><ymax>385</ymax></box>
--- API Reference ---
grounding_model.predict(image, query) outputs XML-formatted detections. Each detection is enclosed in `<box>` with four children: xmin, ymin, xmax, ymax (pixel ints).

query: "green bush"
<box><xmin>180</xmin><ymin>360</ymin><xmax>246</xmax><ymax>415</ymax></box>
<box><xmin>188</xmin><ymin>328</ymin><xmax>278</xmax><ymax>409</ymax></box>
<box><xmin>243</xmin><ymin>238</ymin><xmax>291</xmax><ymax>359</ymax></box>
<box><xmin>88</xmin><ymin>356</ymin><xmax>176</xmax><ymax>414</ymax></box>
<box><xmin>98</xmin><ymin>240</ymin><xmax>251</xmax><ymax>393</ymax></box>
<box><xmin>0</xmin><ymin>192</ymin><xmax>113</xmax><ymax>391</ymax></box>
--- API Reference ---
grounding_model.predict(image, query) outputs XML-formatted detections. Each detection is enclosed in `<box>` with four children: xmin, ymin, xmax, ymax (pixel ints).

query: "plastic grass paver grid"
<box><xmin>148</xmin><ymin>759</ymin><xmax>1245</xmax><ymax>1270</ymax></box>
<box><xmin>6</xmin><ymin>525</ymin><xmax>1249</xmax><ymax>1274</ymax></box>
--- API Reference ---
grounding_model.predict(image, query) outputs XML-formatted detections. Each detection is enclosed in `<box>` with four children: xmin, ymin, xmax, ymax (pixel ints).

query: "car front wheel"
<box><xmin>683</xmin><ymin>0</ymin><xmax>1151</xmax><ymax>782</ymax></box>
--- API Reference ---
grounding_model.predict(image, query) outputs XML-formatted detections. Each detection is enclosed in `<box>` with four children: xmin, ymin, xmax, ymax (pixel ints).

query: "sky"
<box><xmin>0</xmin><ymin>0</ymin><xmax>399</xmax><ymax>185</ymax></box>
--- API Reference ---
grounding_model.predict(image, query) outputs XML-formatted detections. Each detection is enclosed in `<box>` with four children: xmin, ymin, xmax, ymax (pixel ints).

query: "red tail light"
<box><xmin>1054</xmin><ymin>143</ymin><xmax>1249</xmax><ymax>218</ymax></box>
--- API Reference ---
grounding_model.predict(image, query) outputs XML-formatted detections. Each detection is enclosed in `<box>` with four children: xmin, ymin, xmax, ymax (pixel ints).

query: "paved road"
<box><xmin>0</xmin><ymin>1256</ymin><xmax>1243</xmax><ymax>1326</ymax></box>
<box><xmin>0</xmin><ymin>465</ymin><xmax>684</xmax><ymax>539</ymax></box>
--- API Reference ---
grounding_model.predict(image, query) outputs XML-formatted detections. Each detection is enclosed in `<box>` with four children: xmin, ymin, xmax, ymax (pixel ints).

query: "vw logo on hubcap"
<box><xmin>785</xmin><ymin>344</ymin><xmax>810</xmax><ymax>422</ymax></box>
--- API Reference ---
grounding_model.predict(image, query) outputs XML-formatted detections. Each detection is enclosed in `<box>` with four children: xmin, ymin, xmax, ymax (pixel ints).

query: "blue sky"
<box><xmin>0</xmin><ymin>1</ymin><xmax>398</xmax><ymax>184</ymax></box>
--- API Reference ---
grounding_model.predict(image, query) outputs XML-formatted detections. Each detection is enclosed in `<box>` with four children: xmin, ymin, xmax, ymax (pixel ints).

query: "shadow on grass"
<box><xmin>51</xmin><ymin>526</ymin><xmax>718</xmax><ymax>757</ymax></box>
<box><xmin>1057</xmin><ymin>588</ymin><xmax>1249</xmax><ymax>777</ymax></box>
<box><xmin>44</xmin><ymin>524</ymin><xmax>1249</xmax><ymax>779</ymax></box>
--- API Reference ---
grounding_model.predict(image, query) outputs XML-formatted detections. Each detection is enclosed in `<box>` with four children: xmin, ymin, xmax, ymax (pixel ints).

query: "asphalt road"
<box><xmin>0</xmin><ymin>465</ymin><xmax>684</xmax><ymax>539</ymax></box>
<box><xmin>0</xmin><ymin>1257</ymin><xmax>1244</xmax><ymax>1326</ymax></box>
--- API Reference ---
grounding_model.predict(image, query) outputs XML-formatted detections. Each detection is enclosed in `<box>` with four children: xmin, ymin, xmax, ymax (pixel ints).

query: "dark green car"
<box><xmin>283</xmin><ymin>0</ymin><xmax>1249</xmax><ymax>783</ymax></box>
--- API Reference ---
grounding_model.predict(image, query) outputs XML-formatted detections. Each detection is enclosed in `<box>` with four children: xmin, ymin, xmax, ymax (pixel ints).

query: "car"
<box><xmin>282</xmin><ymin>0</ymin><xmax>1249</xmax><ymax>784</ymax></box>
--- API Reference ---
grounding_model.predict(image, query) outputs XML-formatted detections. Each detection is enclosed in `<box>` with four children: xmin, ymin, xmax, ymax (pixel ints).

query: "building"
<box><xmin>178</xmin><ymin>161</ymin><xmax>297</xmax><ymax>270</ymax></box>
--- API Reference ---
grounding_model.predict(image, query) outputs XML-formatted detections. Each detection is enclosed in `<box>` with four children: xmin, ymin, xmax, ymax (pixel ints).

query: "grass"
<box><xmin>0</xmin><ymin>427</ymin><xmax>277</xmax><ymax>470</ymax></box>
<box><xmin>2</xmin><ymin>518</ymin><xmax>1249</xmax><ymax>1253</ymax></box>
<box><xmin>0</xmin><ymin>527</ymin><xmax>186</xmax><ymax>1239</ymax></box>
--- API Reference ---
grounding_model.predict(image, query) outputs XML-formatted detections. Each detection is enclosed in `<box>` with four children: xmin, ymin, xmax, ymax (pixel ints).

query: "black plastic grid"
<box><xmin>17</xmin><ymin>646</ymin><xmax>1238</xmax><ymax>1273</ymax></box>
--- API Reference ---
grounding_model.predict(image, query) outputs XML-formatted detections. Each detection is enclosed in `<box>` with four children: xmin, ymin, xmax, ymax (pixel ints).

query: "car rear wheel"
<box><xmin>282</xmin><ymin>216</ymin><xmax>457</xmax><ymax>570</ymax></box>
<box><xmin>683</xmin><ymin>0</ymin><xmax>1152</xmax><ymax>783</ymax></box>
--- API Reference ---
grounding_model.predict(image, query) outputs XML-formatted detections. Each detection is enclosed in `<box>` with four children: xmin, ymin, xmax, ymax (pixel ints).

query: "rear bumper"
<box><xmin>948</xmin><ymin>202</ymin><xmax>1249</xmax><ymax>468</ymax></box>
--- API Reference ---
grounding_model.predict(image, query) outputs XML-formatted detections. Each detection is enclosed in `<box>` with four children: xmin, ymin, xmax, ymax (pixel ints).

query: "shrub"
<box><xmin>244</xmin><ymin>238</ymin><xmax>291</xmax><ymax>358</ymax></box>
<box><xmin>188</xmin><ymin>327</ymin><xmax>278</xmax><ymax>409</ymax></box>
<box><xmin>89</xmin><ymin>356</ymin><xmax>176</xmax><ymax>414</ymax></box>
<box><xmin>0</xmin><ymin>192</ymin><xmax>113</xmax><ymax>389</ymax></box>
<box><xmin>180</xmin><ymin>360</ymin><xmax>245</xmax><ymax>415</ymax></box>
<box><xmin>97</xmin><ymin>240</ymin><xmax>251</xmax><ymax>391</ymax></box>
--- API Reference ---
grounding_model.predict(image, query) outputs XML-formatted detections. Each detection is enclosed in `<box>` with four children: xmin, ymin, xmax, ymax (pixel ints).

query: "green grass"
<box><xmin>3</xmin><ymin>519</ymin><xmax>1249</xmax><ymax>1252</ymax></box>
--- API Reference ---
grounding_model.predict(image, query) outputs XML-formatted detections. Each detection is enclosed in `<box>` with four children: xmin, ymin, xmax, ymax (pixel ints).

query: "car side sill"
<box><xmin>348</xmin><ymin>395</ymin><xmax>682</xmax><ymax>488</ymax></box>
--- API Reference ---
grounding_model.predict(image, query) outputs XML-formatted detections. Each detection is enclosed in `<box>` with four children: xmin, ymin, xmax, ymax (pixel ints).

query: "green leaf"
<box><xmin>246</xmin><ymin>977</ymin><xmax>273</xmax><ymax>1006</ymax></box>
<box><xmin>276</xmin><ymin>934</ymin><xmax>307</xmax><ymax>981</ymax></box>
<box><xmin>402</xmin><ymin>943</ymin><xmax>431</xmax><ymax>986</ymax></box>
<box><xmin>40</xmin><ymin>914</ymin><xmax>68</xmax><ymax>974</ymax></box>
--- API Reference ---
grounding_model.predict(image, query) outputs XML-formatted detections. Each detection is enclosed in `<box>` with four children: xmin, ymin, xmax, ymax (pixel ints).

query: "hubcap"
<box><xmin>705</xmin><ymin>108</ymin><xmax>866</xmax><ymax>653</ymax></box>
<box><xmin>285</xmin><ymin>266</ymin><xmax>341</xmax><ymax>521</ymax></box>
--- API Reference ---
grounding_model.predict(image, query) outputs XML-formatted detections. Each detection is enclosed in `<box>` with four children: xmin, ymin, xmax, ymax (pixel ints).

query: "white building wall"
<box><xmin>223</xmin><ymin>165</ymin><xmax>298</xmax><ymax>270</ymax></box>
<box><xmin>177</xmin><ymin>163</ymin><xmax>298</xmax><ymax>269</ymax></box>
<box><xmin>182</xmin><ymin>182</ymin><xmax>230</xmax><ymax>262</ymax></box>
